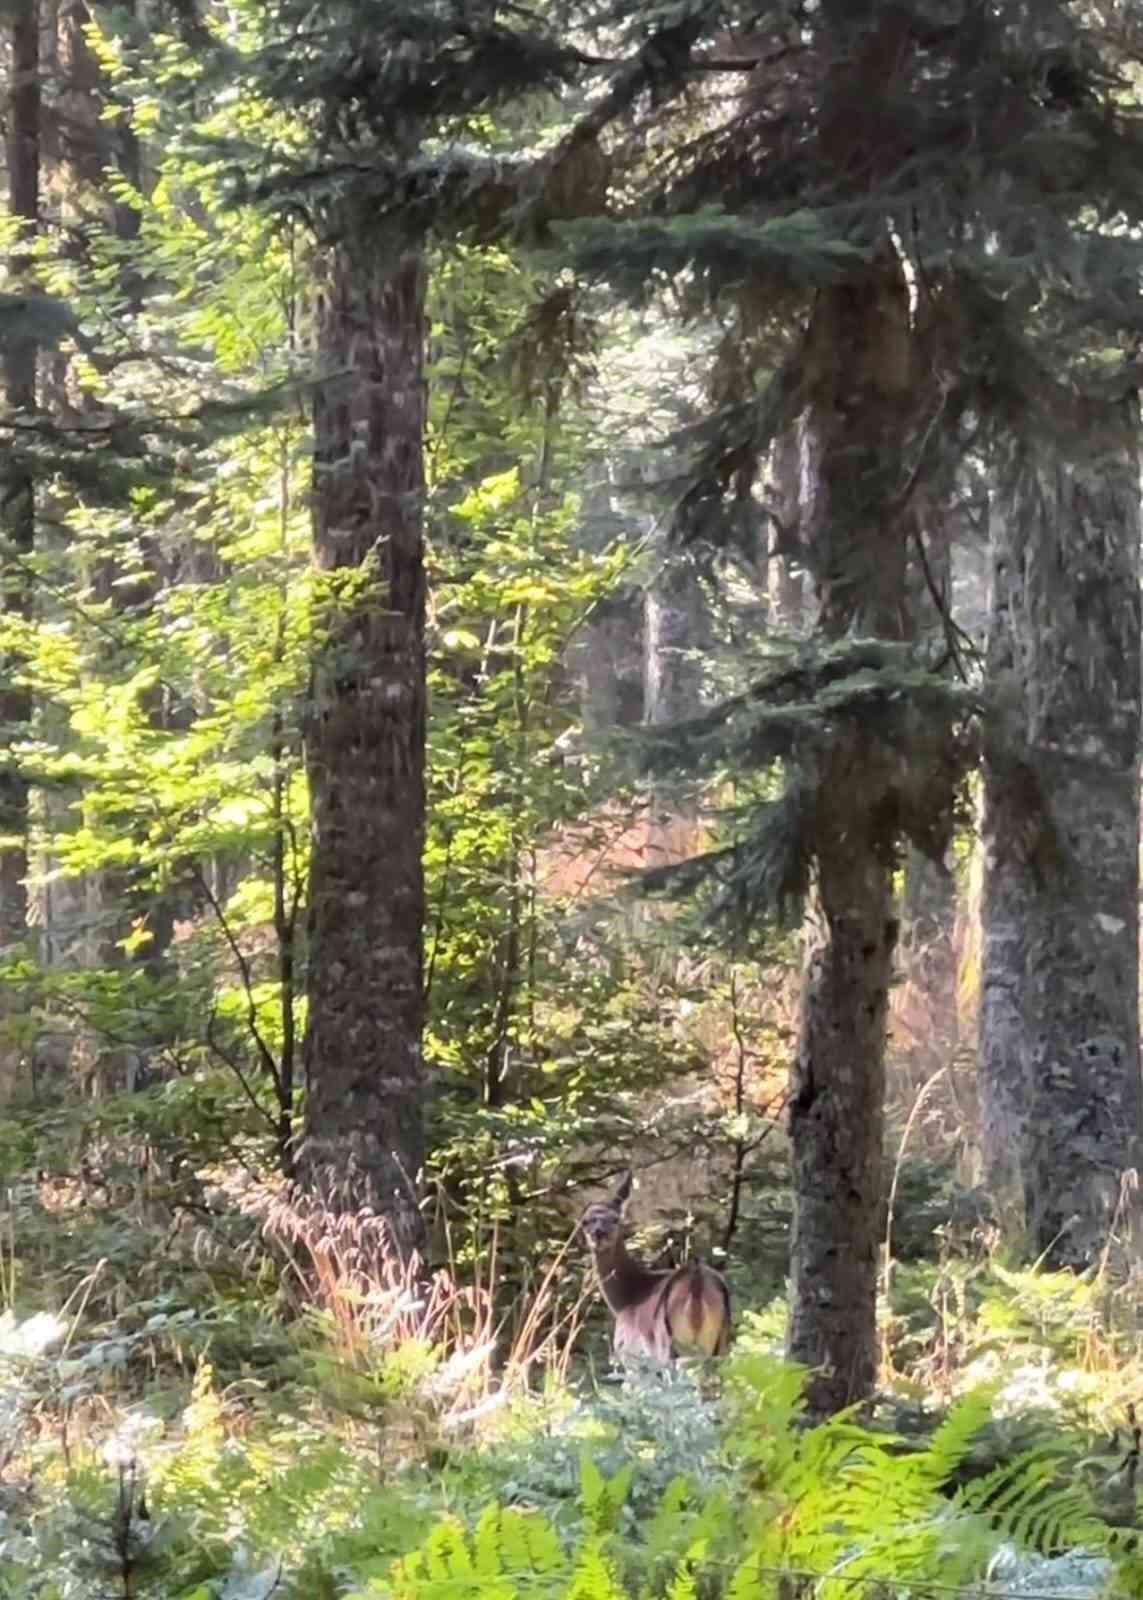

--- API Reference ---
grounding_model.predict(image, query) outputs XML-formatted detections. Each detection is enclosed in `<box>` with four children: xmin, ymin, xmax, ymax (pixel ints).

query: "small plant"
<box><xmin>259</xmin><ymin>1187</ymin><xmax>589</xmax><ymax>1462</ymax></box>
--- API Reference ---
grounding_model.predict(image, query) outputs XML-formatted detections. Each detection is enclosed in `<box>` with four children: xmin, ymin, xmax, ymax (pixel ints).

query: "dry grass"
<box><xmin>256</xmin><ymin>1184</ymin><xmax>592</xmax><ymax>1435</ymax></box>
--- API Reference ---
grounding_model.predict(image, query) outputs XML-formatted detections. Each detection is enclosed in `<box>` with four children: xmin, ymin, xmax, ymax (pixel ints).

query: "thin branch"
<box><xmin>204</xmin><ymin>1007</ymin><xmax>280</xmax><ymax>1135</ymax></box>
<box><xmin>191</xmin><ymin>863</ymin><xmax>284</xmax><ymax>1097</ymax></box>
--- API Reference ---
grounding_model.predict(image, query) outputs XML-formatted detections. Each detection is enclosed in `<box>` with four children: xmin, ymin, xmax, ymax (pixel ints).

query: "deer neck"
<box><xmin>592</xmin><ymin>1234</ymin><xmax>666</xmax><ymax>1314</ymax></box>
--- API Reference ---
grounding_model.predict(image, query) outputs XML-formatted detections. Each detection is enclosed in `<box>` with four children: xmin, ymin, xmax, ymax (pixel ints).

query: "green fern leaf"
<box><xmin>424</xmin><ymin>1517</ymin><xmax>473</xmax><ymax>1582</ymax></box>
<box><xmin>473</xmin><ymin>1506</ymin><xmax>505</xmax><ymax>1578</ymax></box>
<box><xmin>497</xmin><ymin>1508</ymin><xmax>532</xmax><ymax>1573</ymax></box>
<box><xmin>921</xmin><ymin>1389</ymin><xmax>1002</xmax><ymax>1489</ymax></box>
<box><xmin>664</xmin><ymin>1551</ymin><xmax>701</xmax><ymax>1600</ymax></box>
<box><xmin>580</xmin><ymin>1454</ymin><xmax>633</xmax><ymax>1536</ymax></box>
<box><xmin>726</xmin><ymin>1551</ymin><xmax>770</xmax><ymax>1600</ymax></box>
<box><xmin>566</xmin><ymin>1535</ymin><xmax>625</xmax><ymax>1600</ymax></box>
<box><xmin>523</xmin><ymin>1513</ymin><xmax>564</xmax><ymax>1574</ymax></box>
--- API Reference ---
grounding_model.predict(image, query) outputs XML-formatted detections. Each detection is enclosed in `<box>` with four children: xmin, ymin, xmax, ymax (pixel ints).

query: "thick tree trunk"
<box><xmin>788</xmin><ymin>783</ymin><xmax>898</xmax><ymax>1408</ymax></box>
<box><xmin>980</xmin><ymin>405</ymin><xmax>1142</xmax><ymax>1267</ymax></box>
<box><xmin>899</xmin><ymin>848</ymin><xmax>958</xmax><ymax>1059</ymax></box>
<box><xmin>978</xmin><ymin>491</ymin><xmax>1027</xmax><ymax>1223</ymax></box>
<box><xmin>297</xmin><ymin>223</ymin><xmax>428</xmax><ymax>1263</ymax></box>
<box><xmin>572</xmin><ymin>591</ymin><xmax>644</xmax><ymax>735</ymax></box>
<box><xmin>787</xmin><ymin>247</ymin><xmax>916</xmax><ymax>1414</ymax></box>
<box><xmin>0</xmin><ymin>0</ymin><xmax>40</xmax><ymax>1050</ymax></box>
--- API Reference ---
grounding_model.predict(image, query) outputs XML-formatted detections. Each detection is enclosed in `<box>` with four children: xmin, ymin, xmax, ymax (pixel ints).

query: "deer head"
<box><xmin>579</xmin><ymin>1169</ymin><xmax>632</xmax><ymax>1254</ymax></box>
<box><xmin>579</xmin><ymin>1170</ymin><xmax>731</xmax><ymax>1364</ymax></box>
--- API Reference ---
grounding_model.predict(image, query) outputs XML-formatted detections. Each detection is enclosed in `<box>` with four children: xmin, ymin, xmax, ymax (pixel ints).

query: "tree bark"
<box><xmin>787</xmin><ymin>244</ymin><xmax>917</xmax><ymax>1414</ymax></box>
<box><xmin>900</xmin><ymin>512</ymin><xmax>959</xmax><ymax>1062</ymax></box>
<box><xmin>789</xmin><ymin>803</ymin><xmax>897</xmax><ymax>1408</ymax></box>
<box><xmin>572</xmin><ymin>591</ymin><xmax>644</xmax><ymax>734</ymax></box>
<box><xmin>297</xmin><ymin>219</ymin><xmax>428</xmax><ymax>1263</ymax></box>
<box><xmin>979</xmin><ymin>403</ymin><xmax>1142</xmax><ymax>1267</ymax></box>
<box><xmin>0</xmin><ymin>0</ymin><xmax>40</xmax><ymax>977</ymax></box>
<box><xmin>643</xmin><ymin>550</ymin><xmax>708</xmax><ymax>727</ymax></box>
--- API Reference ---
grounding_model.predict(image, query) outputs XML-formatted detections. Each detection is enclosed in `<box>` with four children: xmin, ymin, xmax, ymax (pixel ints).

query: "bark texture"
<box><xmin>787</xmin><ymin>257</ymin><xmax>915</xmax><ymax>1414</ymax></box>
<box><xmin>788</xmin><ymin>790</ymin><xmax>898</xmax><ymax>1408</ymax></box>
<box><xmin>572</xmin><ymin>591</ymin><xmax>644</xmax><ymax>735</ymax></box>
<box><xmin>298</xmin><ymin>222</ymin><xmax>428</xmax><ymax>1263</ymax></box>
<box><xmin>980</xmin><ymin>406</ymin><xmax>1142</xmax><ymax>1266</ymax></box>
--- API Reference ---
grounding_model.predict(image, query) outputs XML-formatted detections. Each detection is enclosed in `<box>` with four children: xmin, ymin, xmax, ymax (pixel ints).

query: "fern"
<box><xmin>956</xmin><ymin>1446</ymin><xmax>1108</xmax><ymax>1554</ymax></box>
<box><xmin>581</xmin><ymin>1455</ymin><xmax>635</xmax><ymax>1536</ymax></box>
<box><xmin>642</xmin><ymin>1476</ymin><xmax>698</xmax><ymax>1568</ymax></box>
<box><xmin>725</xmin><ymin>1551</ymin><xmax>773</xmax><ymax>1600</ymax></box>
<box><xmin>374</xmin><ymin>1507</ymin><xmax>569</xmax><ymax>1599</ymax></box>
<box><xmin>724</xmin><ymin>1355</ymin><xmax>1105</xmax><ymax>1600</ymax></box>
<box><xmin>661</xmin><ymin>1545</ymin><xmax>704</xmax><ymax>1600</ymax></box>
<box><xmin>337</xmin><ymin>1356</ymin><xmax>1114</xmax><ymax>1600</ymax></box>
<box><xmin>566</xmin><ymin>1536</ymin><xmax>626</xmax><ymax>1600</ymax></box>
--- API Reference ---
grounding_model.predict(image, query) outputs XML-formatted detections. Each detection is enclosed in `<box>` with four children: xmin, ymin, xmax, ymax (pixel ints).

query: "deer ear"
<box><xmin>613</xmin><ymin>1169</ymin><xmax>633</xmax><ymax>1207</ymax></box>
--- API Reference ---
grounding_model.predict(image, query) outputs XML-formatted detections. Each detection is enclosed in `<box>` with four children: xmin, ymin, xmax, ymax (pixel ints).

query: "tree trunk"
<box><xmin>643</xmin><ymin>547</ymin><xmax>710</xmax><ymax>881</ymax></box>
<box><xmin>899</xmin><ymin>513</ymin><xmax>959</xmax><ymax>1067</ymax></box>
<box><xmin>643</xmin><ymin>550</ymin><xmax>708</xmax><ymax>727</ymax></box>
<box><xmin>297</xmin><ymin>219</ymin><xmax>428</xmax><ymax>1264</ymax></box>
<box><xmin>899</xmin><ymin>849</ymin><xmax>959</xmax><ymax>1061</ymax></box>
<box><xmin>0</xmin><ymin>0</ymin><xmax>41</xmax><ymax>1056</ymax></box>
<box><xmin>572</xmin><ymin>591</ymin><xmax>644</xmax><ymax>735</ymax></box>
<box><xmin>767</xmin><ymin>418</ymin><xmax>808</xmax><ymax>635</ymax></box>
<box><xmin>980</xmin><ymin>404</ymin><xmax>1142</xmax><ymax>1267</ymax></box>
<box><xmin>789</xmin><ymin>806</ymin><xmax>897</xmax><ymax>1408</ymax></box>
<box><xmin>786</xmin><ymin>245</ymin><xmax>916</xmax><ymax>1414</ymax></box>
<box><xmin>977</xmin><ymin>489</ymin><xmax>1026</xmax><ymax>1223</ymax></box>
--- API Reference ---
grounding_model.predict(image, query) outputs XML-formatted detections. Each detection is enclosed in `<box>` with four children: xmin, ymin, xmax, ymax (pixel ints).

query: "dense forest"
<box><xmin>4</xmin><ymin>0</ymin><xmax>1143</xmax><ymax>1595</ymax></box>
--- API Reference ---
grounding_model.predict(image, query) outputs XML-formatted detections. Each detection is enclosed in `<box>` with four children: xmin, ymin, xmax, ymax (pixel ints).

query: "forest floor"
<box><xmin>1</xmin><ymin>1148</ymin><xmax>1143</xmax><ymax>1600</ymax></box>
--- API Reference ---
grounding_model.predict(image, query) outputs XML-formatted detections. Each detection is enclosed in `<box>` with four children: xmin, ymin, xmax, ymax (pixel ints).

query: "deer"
<box><xmin>579</xmin><ymin>1169</ymin><xmax>731</xmax><ymax>1364</ymax></box>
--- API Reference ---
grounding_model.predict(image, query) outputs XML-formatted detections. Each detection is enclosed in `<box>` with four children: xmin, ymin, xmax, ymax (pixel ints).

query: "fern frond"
<box><xmin>726</xmin><ymin>1551</ymin><xmax>775</xmax><ymax>1600</ymax></box>
<box><xmin>956</xmin><ymin>1449</ymin><xmax>1108</xmax><ymax>1554</ymax></box>
<box><xmin>663</xmin><ymin>1547</ymin><xmax>702</xmax><ymax>1600</ymax></box>
<box><xmin>566</xmin><ymin>1534</ymin><xmax>626</xmax><ymax>1600</ymax></box>
<box><xmin>580</xmin><ymin>1454</ymin><xmax>634</xmax><ymax>1536</ymax></box>
<box><xmin>919</xmin><ymin>1389</ymin><xmax>1003</xmax><ymax>1489</ymax></box>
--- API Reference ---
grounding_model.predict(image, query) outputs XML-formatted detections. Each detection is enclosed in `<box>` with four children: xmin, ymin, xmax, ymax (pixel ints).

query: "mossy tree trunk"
<box><xmin>979</xmin><ymin>403</ymin><xmax>1142</xmax><ymax>1266</ymax></box>
<box><xmin>298</xmin><ymin>213</ymin><xmax>428</xmax><ymax>1263</ymax></box>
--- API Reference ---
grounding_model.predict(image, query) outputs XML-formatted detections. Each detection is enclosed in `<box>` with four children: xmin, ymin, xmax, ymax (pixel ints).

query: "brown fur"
<box><xmin>579</xmin><ymin>1171</ymin><xmax>731</xmax><ymax>1364</ymax></box>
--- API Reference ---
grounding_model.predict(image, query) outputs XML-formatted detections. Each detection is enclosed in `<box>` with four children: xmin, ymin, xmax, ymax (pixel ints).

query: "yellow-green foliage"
<box><xmin>349</xmin><ymin>1355</ymin><xmax>1112</xmax><ymax>1600</ymax></box>
<box><xmin>723</xmin><ymin>1354</ymin><xmax>1108</xmax><ymax>1600</ymax></box>
<box><xmin>0</xmin><ymin>1345</ymin><xmax>1118</xmax><ymax>1599</ymax></box>
<box><xmin>352</xmin><ymin>1472</ymin><xmax>659</xmax><ymax>1600</ymax></box>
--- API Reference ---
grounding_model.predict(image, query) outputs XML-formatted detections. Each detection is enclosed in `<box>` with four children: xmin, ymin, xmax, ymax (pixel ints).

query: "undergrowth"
<box><xmin>1</xmin><ymin>1321</ymin><xmax>1137</xmax><ymax>1599</ymax></box>
<box><xmin>2</xmin><ymin>1127</ymin><xmax>1142</xmax><ymax>1598</ymax></box>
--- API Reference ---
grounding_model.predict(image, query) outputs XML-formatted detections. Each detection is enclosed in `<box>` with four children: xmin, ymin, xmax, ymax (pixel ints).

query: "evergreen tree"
<box><xmin>561</xmin><ymin>0</ymin><xmax>1143</xmax><ymax>1408</ymax></box>
<box><xmin>980</xmin><ymin>391</ymin><xmax>1142</xmax><ymax>1266</ymax></box>
<box><xmin>230</xmin><ymin>0</ymin><xmax>594</xmax><ymax>1255</ymax></box>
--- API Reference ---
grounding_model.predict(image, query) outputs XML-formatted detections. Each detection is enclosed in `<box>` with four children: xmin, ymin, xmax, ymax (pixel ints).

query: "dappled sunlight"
<box><xmin>0</xmin><ymin>1309</ymin><xmax>65</xmax><ymax>1360</ymax></box>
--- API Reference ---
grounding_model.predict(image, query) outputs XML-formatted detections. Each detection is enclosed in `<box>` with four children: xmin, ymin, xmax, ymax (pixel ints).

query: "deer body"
<box><xmin>581</xmin><ymin>1173</ymin><xmax>731</xmax><ymax>1364</ymax></box>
